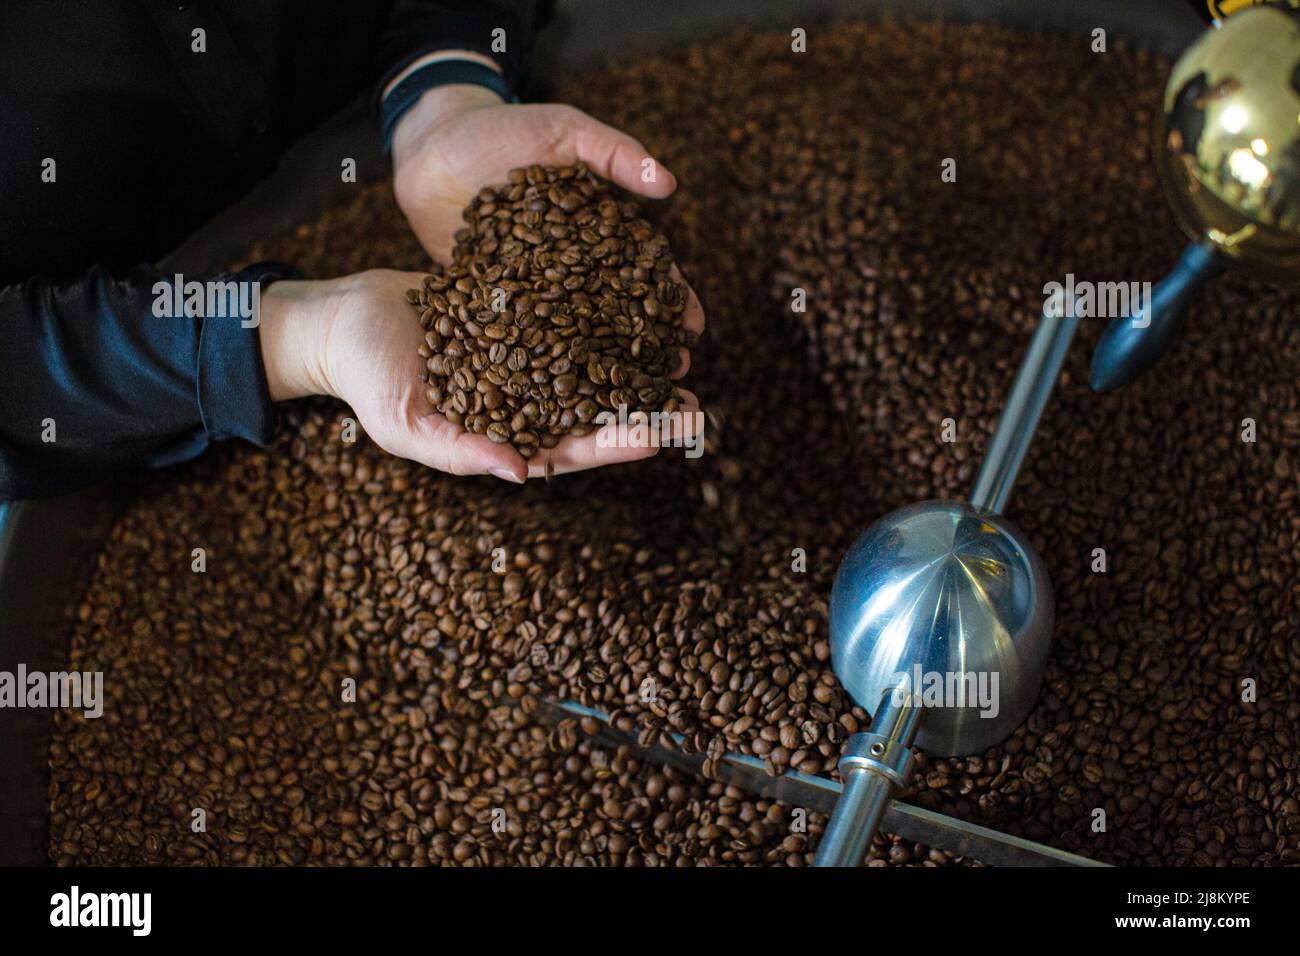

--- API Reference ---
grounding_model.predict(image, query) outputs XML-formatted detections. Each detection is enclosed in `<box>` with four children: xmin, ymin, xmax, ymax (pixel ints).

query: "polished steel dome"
<box><xmin>829</xmin><ymin>500</ymin><xmax>1054</xmax><ymax>756</ymax></box>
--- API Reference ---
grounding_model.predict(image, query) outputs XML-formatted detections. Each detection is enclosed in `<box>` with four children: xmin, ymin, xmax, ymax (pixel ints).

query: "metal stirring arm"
<box><xmin>971</xmin><ymin>305</ymin><xmax>1081</xmax><ymax>514</ymax></box>
<box><xmin>814</xmin><ymin>302</ymin><xmax>1081</xmax><ymax>867</ymax></box>
<box><xmin>539</xmin><ymin>699</ymin><xmax>1105</xmax><ymax>866</ymax></box>
<box><xmin>813</xmin><ymin>690</ymin><xmax>921</xmax><ymax>867</ymax></box>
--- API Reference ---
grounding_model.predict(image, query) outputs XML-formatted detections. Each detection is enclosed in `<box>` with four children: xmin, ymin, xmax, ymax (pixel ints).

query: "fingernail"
<box><xmin>490</xmin><ymin>467</ymin><xmax>525</xmax><ymax>484</ymax></box>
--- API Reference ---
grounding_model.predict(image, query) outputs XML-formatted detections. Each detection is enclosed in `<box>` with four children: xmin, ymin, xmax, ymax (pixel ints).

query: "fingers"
<box><xmin>527</xmin><ymin>430</ymin><xmax>661</xmax><ymax>480</ymax></box>
<box><xmin>671</xmin><ymin>389</ymin><xmax>704</xmax><ymax>448</ymax></box>
<box><xmin>671</xmin><ymin>265</ymin><xmax>706</xmax><ymax>333</ymax></box>
<box><xmin>557</xmin><ymin>106</ymin><xmax>677</xmax><ymax>199</ymax></box>
<box><xmin>674</xmin><ymin>387</ymin><xmax>701</xmax><ymax>409</ymax></box>
<box><xmin>668</xmin><ymin>265</ymin><xmax>704</xmax><ymax>380</ymax></box>
<box><xmin>381</xmin><ymin>393</ymin><xmax>705</xmax><ymax>484</ymax></box>
<box><xmin>525</xmin><ymin>388</ymin><xmax>705</xmax><ymax>479</ymax></box>
<box><xmin>394</xmin><ymin>411</ymin><xmax>529</xmax><ymax>482</ymax></box>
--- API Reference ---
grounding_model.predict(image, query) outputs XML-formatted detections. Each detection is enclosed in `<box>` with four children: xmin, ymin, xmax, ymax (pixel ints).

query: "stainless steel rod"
<box><xmin>813</xmin><ymin>691</ymin><xmax>922</xmax><ymax>867</ymax></box>
<box><xmin>969</xmin><ymin>308</ymin><xmax>1080</xmax><ymax>515</ymax></box>
<box><xmin>813</xmin><ymin>765</ymin><xmax>895</xmax><ymax>867</ymax></box>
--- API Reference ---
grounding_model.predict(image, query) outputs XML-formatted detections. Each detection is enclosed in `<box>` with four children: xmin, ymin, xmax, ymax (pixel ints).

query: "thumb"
<box><xmin>557</xmin><ymin>105</ymin><xmax>677</xmax><ymax>199</ymax></box>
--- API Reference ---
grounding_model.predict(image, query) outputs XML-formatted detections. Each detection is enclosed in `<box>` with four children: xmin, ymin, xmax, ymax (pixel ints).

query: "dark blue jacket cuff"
<box><xmin>197</xmin><ymin>262</ymin><xmax>297</xmax><ymax>447</ymax></box>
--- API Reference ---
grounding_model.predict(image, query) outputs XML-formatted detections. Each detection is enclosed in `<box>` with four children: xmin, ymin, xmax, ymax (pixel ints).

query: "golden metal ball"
<box><xmin>1158</xmin><ymin>5</ymin><xmax>1300</xmax><ymax>280</ymax></box>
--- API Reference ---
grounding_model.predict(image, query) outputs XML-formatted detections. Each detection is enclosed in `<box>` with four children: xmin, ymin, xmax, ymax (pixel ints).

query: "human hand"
<box><xmin>259</xmin><ymin>270</ymin><xmax>702</xmax><ymax>482</ymax></box>
<box><xmin>392</xmin><ymin>84</ymin><xmax>677</xmax><ymax>264</ymax></box>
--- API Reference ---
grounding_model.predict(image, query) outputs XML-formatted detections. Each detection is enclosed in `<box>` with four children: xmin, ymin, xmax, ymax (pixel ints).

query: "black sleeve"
<box><xmin>0</xmin><ymin>262</ymin><xmax>296</xmax><ymax>500</ymax></box>
<box><xmin>371</xmin><ymin>0</ymin><xmax>555</xmax><ymax>108</ymax></box>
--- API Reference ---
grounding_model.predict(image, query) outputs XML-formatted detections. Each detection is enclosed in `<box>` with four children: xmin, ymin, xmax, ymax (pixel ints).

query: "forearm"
<box><xmin>0</xmin><ymin>263</ymin><xmax>293</xmax><ymax>499</ymax></box>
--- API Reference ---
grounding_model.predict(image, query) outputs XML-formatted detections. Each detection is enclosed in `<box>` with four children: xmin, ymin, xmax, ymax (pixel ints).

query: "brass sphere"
<box><xmin>1158</xmin><ymin>6</ymin><xmax>1300</xmax><ymax>280</ymax></box>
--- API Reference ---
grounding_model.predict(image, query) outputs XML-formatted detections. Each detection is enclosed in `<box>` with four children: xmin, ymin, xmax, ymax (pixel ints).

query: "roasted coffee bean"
<box><xmin>408</xmin><ymin>164</ymin><xmax>693</xmax><ymax>458</ymax></box>
<box><xmin>49</xmin><ymin>21</ymin><xmax>1300</xmax><ymax>870</ymax></box>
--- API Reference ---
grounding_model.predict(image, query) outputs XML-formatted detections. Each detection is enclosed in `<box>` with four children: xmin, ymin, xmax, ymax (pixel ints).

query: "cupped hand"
<box><xmin>383</xmin><ymin>86</ymin><xmax>707</xmax><ymax>480</ymax></box>
<box><xmin>261</xmin><ymin>269</ymin><xmax>703</xmax><ymax>483</ymax></box>
<box><xmin>392</xmin><ymin>85</ymin><xmax>675</xmax><ymax>263</ymax></box>
<box><xmin>390</xmin><ymin>86</ymin><xmax>705</xmax><ymax>370</ymax></box>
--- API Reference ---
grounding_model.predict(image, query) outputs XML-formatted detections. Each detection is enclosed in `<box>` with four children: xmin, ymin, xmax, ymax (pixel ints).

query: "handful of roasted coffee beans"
<box><xmin>407</xmin><ymin>163</ymin><xmax>695</xmax><ymax>459</ymax></box>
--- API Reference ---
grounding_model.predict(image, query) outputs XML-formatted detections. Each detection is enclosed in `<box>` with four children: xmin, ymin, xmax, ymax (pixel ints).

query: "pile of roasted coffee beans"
<box><xmin>409</xmin><ymin>163</ymin><xmax>693</xmax><ymax>458</ymax></box>
<box><xmin>50</xmin><ymin>21</ymin><xmax>1300</xmax><ymax>867</ymax></box>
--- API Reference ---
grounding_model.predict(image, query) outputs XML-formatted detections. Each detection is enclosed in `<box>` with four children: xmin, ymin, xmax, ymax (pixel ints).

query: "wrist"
<box><xmin>258</xmin><ymin>279</ymin><xmax>343</xmax><ymax>402</ymax></box>
<box><xmin>382</xmin><ymin>49</ymin><xmax>502</xmax><ymax>100</ymax></box>
<box><xmin>391</xmin><ymin>83</ymin><xmax>505</xmax><ymax>167</ymax></box>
